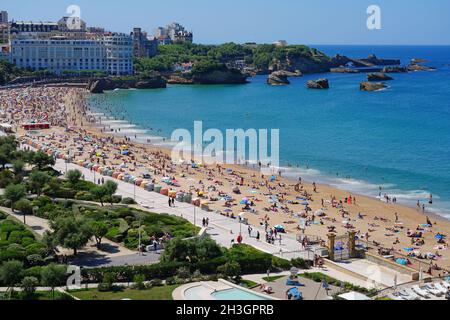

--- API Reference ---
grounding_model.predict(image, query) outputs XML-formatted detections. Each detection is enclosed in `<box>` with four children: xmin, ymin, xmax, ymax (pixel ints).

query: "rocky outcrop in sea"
<box><xmin>267</xmin><ymin>71</ymin><xmax>291</xmax><ymax>85</ymax></box>
<box><xmin>87</xmin><ymin>76</ymin><xmax>167</xmax><ymax>93</ymax></box>
<box><xmin>367</xmin><ymin>73</ymin><xmax>394</xmax><ymax>81</ymax></box>
<box><xmin>360</xmin><ymin>82</ymin><xmax>387</xmax><ymax>91</ymax></box>
<box><xmin>307</xmin><ymin>78</ymin><xmax>329</xmax><ymax>89</ymax></box>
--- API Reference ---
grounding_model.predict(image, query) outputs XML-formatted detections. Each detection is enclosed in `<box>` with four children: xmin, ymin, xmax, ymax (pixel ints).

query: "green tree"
<box><xmin>88</xmin><ymin>220</ymin><xmax>108</xmax><ymax>246</ymax></box>
<box><xmin>103</xmin><ymin>180</ymin><xmax>118</xmax><ymax>205</ymax></box>
<box><xmin>21</xmin><ymin>276</ymin><xmax>39</xmax><ymax>299</ymax></box>
<box><xmin>66</xmin><ymin>170</ymin><xmax>82</xmax><ymax>186</ymax></box>
<box><xmin>0</xmin><ymin>136</ymin><xmax>18</xmax><ymax>169</ymax></box>
<box><xmin>91</xmin><ymin>186</ymin><xmax>107</xmax><ymax>206</ymax></box>
<box><xmin>31</xmin><ymin>151</ymin><xmax>55</xmax><ymax>170</ymax></box>
<box><xmin>45</xmin><ymin>177</ymin><xmax>61</xmax><ymax>198</ymax></box>
<box><xmin>12</xmin><ymin>160</ymin><xmax>25</xmax><ymax>175</ymax></box>
<box><xmin>40</xmin><ymin>264</ymin><xmax>67</xmax><ymax>300</ymax></box>
<box><xmin>4</xmin><ymin>183</ymin><xmax>26</xmax><ymax>213</ymax></box>
<box><xmin>0</xmin><ymin>260</ymin><xmax>24</xmax><ymax>299</ymax></box>
<box><xmin>29</xmin><ymin>171</ymin><xmax>50</xmax><ymax>196</ymax></box>
<box><xmin>50</xmin><ymin>216</ymin><xmax>92</xmax><ymax>256</ymax></box>
<box><xmin>13</xmin><ymin>198</ymin><xmax>33</xmax><ymax>223</ymax></box>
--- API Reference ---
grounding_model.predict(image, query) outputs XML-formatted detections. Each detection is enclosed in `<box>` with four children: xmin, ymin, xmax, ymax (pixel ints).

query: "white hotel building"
<box><xmin>10</xmin><ymin>34</ymin><xmax>133</xmax><ymax>75</ymax></box>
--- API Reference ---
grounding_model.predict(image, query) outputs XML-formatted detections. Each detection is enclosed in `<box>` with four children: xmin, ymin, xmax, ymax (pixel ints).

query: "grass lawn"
<box><xmin>262</xmin><ymin>275</ymin><xmax>286</xmax><ymax>283</ymax></box>
<box><xmin>69</xmin><ymin>285</ymin><xmax>180</xmax><ymax>300</ymax></box>
<box><xmin>240</xmin><ymin>279</ymin><xmax>258</xmax><ymax>288</ymax></box>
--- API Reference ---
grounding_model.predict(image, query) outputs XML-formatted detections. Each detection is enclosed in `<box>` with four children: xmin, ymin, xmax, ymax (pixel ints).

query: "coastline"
<box><xmin>87</xmin><ymin>93</ymin><xmax>449</xmax><ymax>222</ymax></box>
<box><xmin>5</xmin><ymin>85</ymin><xmax>450</xmax><ymax>271</ymax></box>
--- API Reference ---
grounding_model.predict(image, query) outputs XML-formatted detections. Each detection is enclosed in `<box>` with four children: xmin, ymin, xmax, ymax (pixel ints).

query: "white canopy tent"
<box><xmin>338</xmin><ymin>291</ymin><xmax>372</xmax><ymax>301</ymax></box>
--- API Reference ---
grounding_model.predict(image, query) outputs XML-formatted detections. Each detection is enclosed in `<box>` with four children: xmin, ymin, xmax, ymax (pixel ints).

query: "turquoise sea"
<box><xmin>89</xmin><ymin>45</ymin><xmax>450</xmax><ymax>219</ymax></box>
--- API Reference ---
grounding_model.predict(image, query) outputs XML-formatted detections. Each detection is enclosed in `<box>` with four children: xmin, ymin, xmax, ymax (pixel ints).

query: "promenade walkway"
<box><xmin>53</xmin><ymin>158</ymin><xmax>304</xmax><ymax>258</ymax></box>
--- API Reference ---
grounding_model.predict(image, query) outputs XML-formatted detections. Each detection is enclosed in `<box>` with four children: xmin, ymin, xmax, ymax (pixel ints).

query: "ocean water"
<box><xmin>88</xmin><ymin>45</ymin><xmax>450</xmax><ymax>219</ymax></box>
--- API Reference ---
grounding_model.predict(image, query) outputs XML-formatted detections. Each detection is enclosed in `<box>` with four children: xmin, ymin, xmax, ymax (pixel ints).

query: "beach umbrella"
<box><xmin>240</xmin><ymin>198</ymin><xmax>250</xmax><ymax>205</ymax></box>
<box><xmin>224</xmin><ymin>209</ymin><xmax>233</xmax><ymax>213</ymax></box>
<box><xmin>301</xmin><ymin>201</ymin><xmax>309</xmax><ymax>206</ymax></box>
<box><xmin>239</xmin><ymin>212</ymin><xmax>246</xmax><ymax>217</ymax></box>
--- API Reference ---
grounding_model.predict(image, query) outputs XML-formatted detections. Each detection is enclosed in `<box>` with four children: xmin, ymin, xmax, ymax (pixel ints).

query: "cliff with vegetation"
<box><xmin>134</xmin><ymin>43</ymin><xmax>333</xmax><ymax>80</ymax></box>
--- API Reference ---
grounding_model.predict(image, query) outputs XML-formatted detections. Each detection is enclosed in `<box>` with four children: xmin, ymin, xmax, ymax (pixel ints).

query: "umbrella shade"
<box><xmin>274</xmin><ymin>225</ymin><xmax>284</xmax><ymax>229</ymax></box>
<box><xmin>224</xmin><ymin>209</ymin><xmax>233</xmax><ymax>213</ymax></box>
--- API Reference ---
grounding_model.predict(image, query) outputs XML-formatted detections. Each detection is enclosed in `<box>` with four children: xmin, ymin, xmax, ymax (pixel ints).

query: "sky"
<box><xmin>2</xmin><ymin>0</ymin><xmax>450</xmax><ymax>45</ymax></box>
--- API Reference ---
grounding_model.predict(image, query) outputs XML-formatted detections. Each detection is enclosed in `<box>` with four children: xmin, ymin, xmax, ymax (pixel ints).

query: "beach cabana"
<box><xmin>135</xmin><ymin>178</ymin><xmax>143</xmax><ymax>186</ymax></box>
<box><xmin>145</xmin><ymin>183</ymin><xmax>155</xmax><ymax>191</ymax></box>
<box><xmin>160</xmin><ymin>188</ymin><xmax>169</xmax><ymax>196</ymax></box>
<box><xmin>112</xmin><ymin>172</ymin><xmax>121</xmax><ymax>179</ymax></box>
<box><xmin>192</xmin><ymin>198</ymin><xmax>201</xmax><ymax>207</ymax></box>
<box><xmin>183</xmin><ymin>193</ymin><xmax>192</xmax><ymax>203</ymax></box>
<box><xmin>176</xmin><ymin>192</ymin><xmax>185</xmax><ymax>202</ymax></box>
<box><xmin>154</xmin><ymin>185</ymin><xmax>162</xmax><ymax>193</ymax></box>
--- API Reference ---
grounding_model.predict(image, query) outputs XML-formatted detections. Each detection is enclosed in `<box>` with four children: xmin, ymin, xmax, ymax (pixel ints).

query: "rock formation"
<box><xmin>360</xmin><ymin>82</ymin><xmax>387</xmax><ymax>92</ymax></box>
<box><xmin>307</xmin><ymin>78</ymin><xmax>329</xmax><ymax>89</ymax></box>
<box><xmin>382</xmin><ymin>66</ymin><xmax>408</xmax><ymax>73</ymax></box>
<box><xmin>267</xmin><ymin>71</ymin><xmax>291</xmax><ymax>85</ymax></box>
<box><xmin>367</xmin><ymin>73</ymin><xmax>394</xmax><ymax>82</ymax></box>
<box><xmin>406</xmin><ymin>63</ymin><xmax>436</xmax><ymax>72</ymax></box>
<box><xmin>87</xmin><ymin>76</ymin><xmax>167</xmax><ymax>93</ymax></box>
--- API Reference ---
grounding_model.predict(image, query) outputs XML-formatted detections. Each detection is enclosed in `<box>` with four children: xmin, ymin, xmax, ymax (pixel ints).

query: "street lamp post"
<box><xmin>194</xmin><ymin>205</ymin><xmax>196</xmax><ymax>227</ymax></box>
<box><xmin>134</xmin><ymin>182</ymin><xmax>136</xmax><ymax>201</ymax></box>
<box><xmin>138</xmin><ymin>215</ymin><xmax>142</xmax><ymax>256</ymax></box>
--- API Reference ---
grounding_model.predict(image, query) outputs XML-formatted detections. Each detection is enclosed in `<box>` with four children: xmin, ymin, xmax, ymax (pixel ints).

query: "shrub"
<box><xmin>291</xmin><ymin>258</ymin><xmax>312</xmax><ymax>269</ymax></box>
<box><xmin>100</xmin><ymin>272</ymin><xmax>117</xmax><ymax>292</ymax></box>
<box><xmin>74</xmin><ymin>191</ymin><xmax>94</xmax><ymax>201</ymax></box>
<box><xmin>133</xmin><ymin>274</ymin><xmax>146</xmax><ymax>290</ymax></box>
<box><xmin>271</xmin><ymin>256</ymin><xmax>292</xmax><ymax>271</ymax></box>
<box><xmin>217</xmin><ymin>261</ymin><xmax>241</xmax><ymax>281</ymax></box>
<box><xmin>27</xmin><ymin>254</ymin><xmax>45</xmax><ymax>267</ymax></box>
<box><xmin>21</xmin><ymin>276</ymin><xmax>39</xmax><ymax>298</ymax></box>
<box><xmin>176</xmin><ymin>266</ymin><xmax>191</xmax><ymax>279</ymax></box>
<box><xmin>121</xmin><ymin>197</ymin><xmax>136</xmax><ymax>205</ymax></box>
<box><xmin>151</xmin><ymin>278</ymin><xmax>163</xmax><ymax>287</ymax></box>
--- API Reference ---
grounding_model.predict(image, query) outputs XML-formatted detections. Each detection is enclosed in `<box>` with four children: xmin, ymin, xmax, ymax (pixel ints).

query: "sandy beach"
<box><xmin>1</xmin><ymin>85</ymin><xmax>449</xmax><ymax>273</ymax></box>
